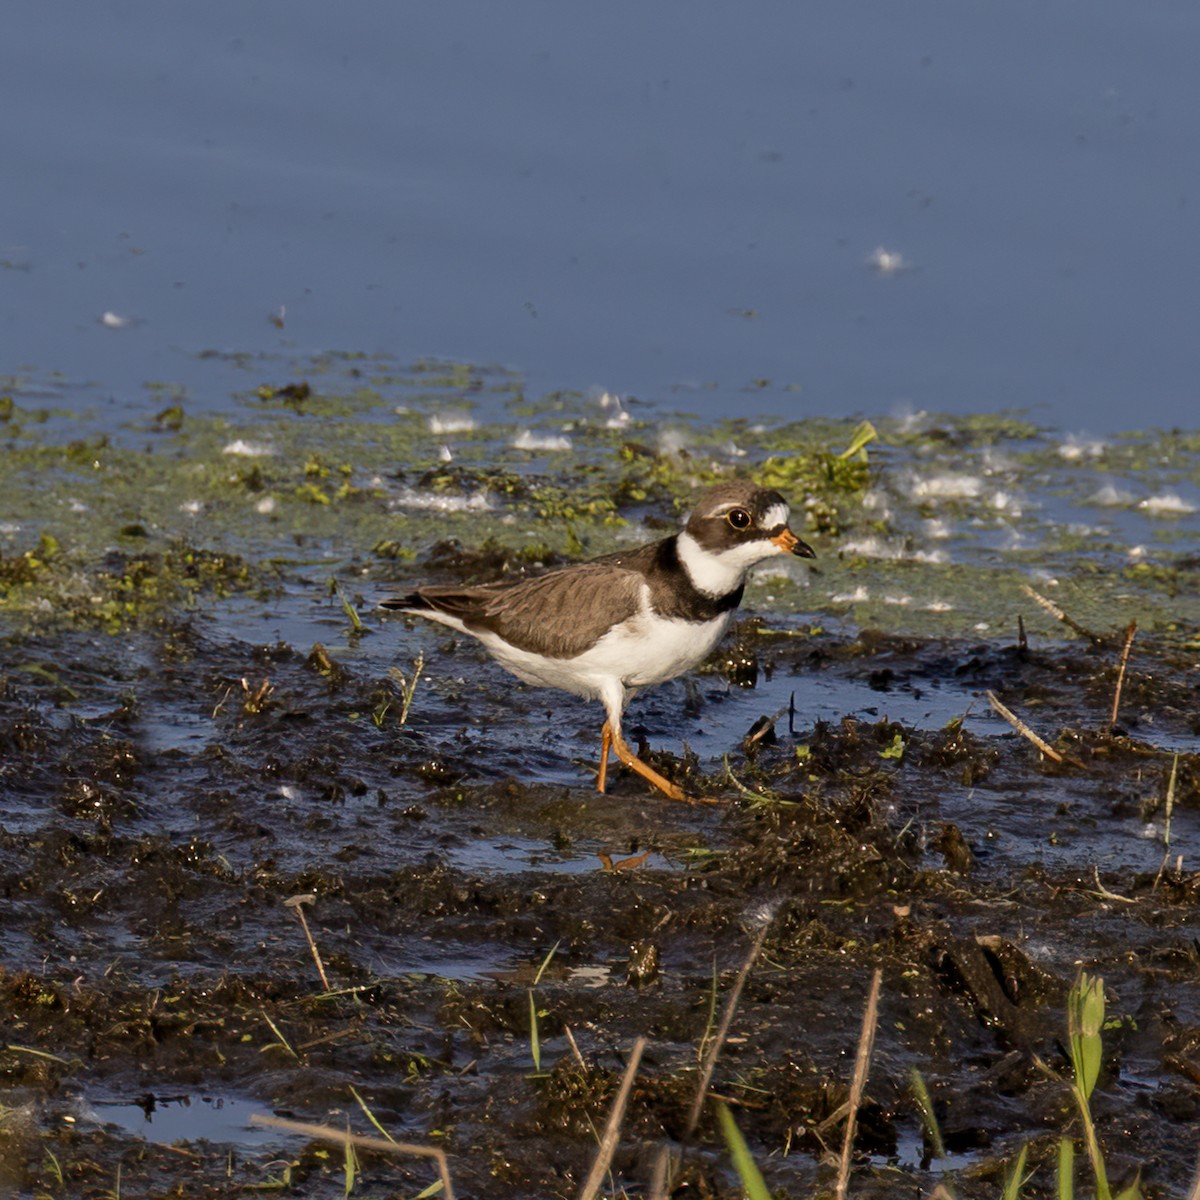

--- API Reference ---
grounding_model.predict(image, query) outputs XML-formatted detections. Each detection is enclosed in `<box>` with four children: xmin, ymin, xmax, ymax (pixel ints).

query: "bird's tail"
<box><xmin>379</xmin><ymin>592</ymin><xmax>427</xmax><ymax>611</ymax></box>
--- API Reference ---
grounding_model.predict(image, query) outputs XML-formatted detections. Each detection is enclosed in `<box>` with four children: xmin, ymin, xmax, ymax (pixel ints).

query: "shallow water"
<box><xmin>5</xmin><ymin>2</ymin><xmax>1200</xmax><ymax>432</ymax></box>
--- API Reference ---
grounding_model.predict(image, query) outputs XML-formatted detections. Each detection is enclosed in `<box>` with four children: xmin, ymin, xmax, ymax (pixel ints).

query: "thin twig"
<box><xmin>562</xmin><ymin>1024</ymin><xmax>587</xmax><ymax>1070</ymax></box>
<box><xmin>835</xmin><ymin>968</ymin><xmax>883</xmax><ymax>1200</ymax></box>
<box><xmin>1089</xmin><ymin>865</ymin><xmax>1136</xmax><ymax>905</ymax></box>
<box><xmin>1108</xmin><ymin>620</ymin><xmax>1137</xmax><ymax>730</ymax></box>
<box><xmin>284</xmin><ymin>894</ymin><xmax>331</xmax><ymax>992</ymax></box>
<box><xmin>1153</xmin><ymin>754</ymin><xmax>1180</xmax><ymax>892</ymax></box>
<box><xmin>1020</xmin><ymin>584</ymin><xmax>1107</xmax><ymax>645</ymax></box>
<box><xmin>648</xmin><ymin>1146</ymin><xmax>673</xmax><ymax>1200</ymax></box>
<box><xmin>651</xmin><ymin>922</ymin><xmax>773</xmax><ymax>1200</ymax></box>
<box><xmin>685</xmin><ymin>921</ymin><xmax>771</xmax><ymax>1137</ymax></box>
<box><xmin>577</xmin><ymin>1037</ymin><xmax>647</xmax><ymax>1200</ymax></box>
<box><xmin>248</xmin><ymin>1114</ymin><xmax>454</xmax><ymax>1200</ymax></box>
<box><xmin>986</xmin><ymin>691</ymin><xmax>1064</xmax><ymax>764</ymax></box>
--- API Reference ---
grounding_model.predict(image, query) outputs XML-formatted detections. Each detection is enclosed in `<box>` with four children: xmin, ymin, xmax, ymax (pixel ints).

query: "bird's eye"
<box><xmin>726</xmin><ymin>508</ymin><xmax>752</xmax><ymax>530</ymax></box>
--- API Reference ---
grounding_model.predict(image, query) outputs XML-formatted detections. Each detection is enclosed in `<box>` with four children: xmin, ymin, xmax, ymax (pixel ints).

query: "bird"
<box><xmin>380</xmin><ymin>480</ymin><xmax>815</xmax><ymax>802</ymax></box>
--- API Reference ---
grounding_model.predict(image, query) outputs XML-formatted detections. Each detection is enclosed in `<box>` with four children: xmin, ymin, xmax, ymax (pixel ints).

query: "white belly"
<box><xmin>476</xmin><ymin>609</ymin><xmax>733</xmax><ymax>700</ymax></box>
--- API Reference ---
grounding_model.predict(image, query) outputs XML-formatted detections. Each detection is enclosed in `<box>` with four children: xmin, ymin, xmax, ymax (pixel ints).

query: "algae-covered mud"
<box><xmin>3</xmin><ymin>362</ymin><xmax>1200</xmax><ymax>1197</ymax></box>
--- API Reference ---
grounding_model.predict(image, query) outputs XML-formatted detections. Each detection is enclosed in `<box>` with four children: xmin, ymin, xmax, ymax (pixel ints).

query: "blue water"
<box><xmin>4</xmin><ymin>1</ymin><xmax>1198</xmax><ymax>431</ymax></box>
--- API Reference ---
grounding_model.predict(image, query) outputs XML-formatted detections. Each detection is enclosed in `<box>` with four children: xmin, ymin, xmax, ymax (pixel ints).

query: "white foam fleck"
<box><xmin>883</xmin><ymin>594</ymin><xmax>912</xmax><ymax>606</ymax></box>
<box><xmin>923</xmin><ymin>518</ymin><xmax>952</xmax><ymax>539</ymax></box>
<box><xmin>428</xmin><ymin>413</ymin><xmax>476</xmax><ymax>435</ymax></box>
<box><xmin>973</xmin><ymin>622</ymin><xmax>990</xmax><ymax>632</ymax></box>
<box><xmin>597</xmin><ymin>390</ymin><xmax>631</xmax><ymax>429</ymax></box>
<box><xmin>513</xmin><ymin>429</ymin><xmax>573</xmax><ymax>452</ymax></box>
<box><xmin>1139</xmin><ymin>493</ymin><xmax>1197</xmax><ymax>516</ymax></box>
<box><xmin>222</xmin><ymin>439</ymin><xmax>273</xmax><ymax>457</ymax></box>
<box><xmin>256</xmin><ymin>496</ymin><xmax>277</xmax><ymax>515</ymax></box>
<box><xmin>1058</xmin><ymin>435</ymin><xmax>1107</xmax><ymax>461</ymax></box>
<box><xmin>392</xmin><ymin>488</ymin><xmax>493</xmax><ymax>513</ymax></box>
<box><xmin>922</xmin><ymin>600</ymin><xmax>954</xmax><ymax>612</ymax></box>
<box><xmin>892</xmin><ymin>404</ymin><xmax>929</xmax><ymax>434</ymax></box>
<box><xmin>1088</xmin><ymin>484</ymin><xmax>1135</xmax><ymax>507</ymax></box>
<box><xmin>658</xmin><ymin>428</ymin><xmax>690</xmax><ymax>455</ymax></box>
<box><xmin>0</xmin><ymin>522</ymin><xmax>20</xmax><ymax>534</ymax></box>
<box><xmin>1127</xmin><ymin>545</ymin><xmax>1146</xmax><ymax>560</ymax></box>
<box><xmin>831</xmin><ymin>586</ymin><xmax>871</xmax><ymax>603</ymax></box>
<box><xmin>100</xmin><ymin>310</ymin><xmax>131</xmax><ymax>328</ymax></box>
<box><xmin>910</xmin><ymin>473</ymin><xmax>984</xmax><ymax>501</ymax></box>
<box><xmin>179</xmin><ymin>500</ymin><xmax>202</xmax><ymax>515</ymax></box>
<box><xmin>867</xmin><ymin>246</ymin><xmax>909</xmax><ymax>274</ymax></box>
<box><xmin>438</xmin><ymin>444</ymin><xmax>454</xmax><ymax>463</ymax></box>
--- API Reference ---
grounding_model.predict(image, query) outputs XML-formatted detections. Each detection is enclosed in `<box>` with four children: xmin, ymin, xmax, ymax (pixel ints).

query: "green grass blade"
<box><xmin>836</xmin><ymin>419</ymin><xmax>878</xmax><ymax>461</ymax></box>
<box><xmin>716</xmin><ymin>1102</ymin><xmax>771</xmax><ymax>1200</ymax></box>
<box><xmin>1002</xmin><ymin>1142</ymin><xmax>1030</xmax><ymax>1200</ymax></box>
<box><xmin>1113</xmin><ymin>1174</ymin><xmax>1142</xmax><ymax>1200</ymax></box>
<box><xmin>528</xmin><ymin>989</ymin><xmax>540</xmax><ymax>1072</ymax></box>
<box><xmin>1057</xmin><ymin>1138</ymin><xmax>1075</xmax><ymax>1200</ymax></box>
<box><xmin>909</xmin><ymin>1068</ymin><xmax>946</xmax><ymax>1159</ymax></box>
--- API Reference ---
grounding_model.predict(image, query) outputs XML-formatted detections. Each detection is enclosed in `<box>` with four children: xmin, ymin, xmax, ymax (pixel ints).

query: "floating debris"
<box><xmin>428</xmin><ymin>412</ymin><xmax>476</xmax><ymax>435</ymax></box>
<box><xmin>512</xmin><ymin>429</ymin><xmax>572</xmax><ymax>452</ymax></box>
<box><xmin>222</xmin><ymin>439</ymin><xmax>274</xmax><ymax>457</ymax></box>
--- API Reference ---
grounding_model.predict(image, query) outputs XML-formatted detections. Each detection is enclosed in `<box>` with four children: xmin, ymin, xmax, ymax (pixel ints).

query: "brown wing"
<box><xmin>385</xmin><ymin>559</ymin><xmax>649</xmax><ymax>658</ymax></box>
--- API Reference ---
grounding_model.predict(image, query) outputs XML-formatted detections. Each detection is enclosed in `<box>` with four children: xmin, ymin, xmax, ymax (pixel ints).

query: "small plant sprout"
<box><xmin>836</xmin><ymin>419</ymin><xmax>878</xmax><ymax>463</ymax></box>
<box><xmin>387</xmin><ymin>652</ymin><xmax>425</xmax><ymax>726</ymax></box>
<box><xmin>332</xmin><ymin>578</ymin><xmax>363</xmax><ymax>633</ymax></box>
<box><xmin>528</xmin><ymin>940</ymin><xmax>560</xmax><ymax>1073</ymax></box>
<box><xmin>343</xmin><ymin>1118</ymin><xmax>359</xmax><ymax>1197</ymax></box>
<box><xmin>909</xmin><ymin>1068</ymin><xmax>946</xmax><ymax>1160</ymax></box>
<box><xmin>260</xmin><ymin>1010</ymin><xmax>300</xmax><ymax>1061</ymax></box>
<box><xmin>240</xmin><ymin>676</ymin><xmax>274</xmax><ymax>715</ymax></box>
<box><xmin>1064</xmin><ymin>972</ymin><xmax>1141</xmax><ymax>1200</ymax></box>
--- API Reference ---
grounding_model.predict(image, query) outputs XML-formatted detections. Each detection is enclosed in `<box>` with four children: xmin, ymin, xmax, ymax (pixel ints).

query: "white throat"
<box><xmin>676</xmin><ymin>530</ymin><xmax>778</xmax><ymax>598</ymax></box>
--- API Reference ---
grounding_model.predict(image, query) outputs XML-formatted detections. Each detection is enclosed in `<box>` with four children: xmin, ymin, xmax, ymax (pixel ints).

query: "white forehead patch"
<box><xmin>761</xmin><ymin>503</ymin><xmax>789</xmax><ymax>530</ymax></box>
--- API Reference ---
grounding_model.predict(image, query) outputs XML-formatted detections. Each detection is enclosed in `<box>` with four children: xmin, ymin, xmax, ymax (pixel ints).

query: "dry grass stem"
<box><xmin>576</xmin><ymin>1036</ymin><xmax>647</xmax><ymax>1200</ymax></box>
<box><xmin>647</xmin><ymin>1145</ymin><xmax>673</xmax><ymax>1200</ymax></box>
<box><xmin>685</xmin><ymin>921</ymin><xmax>771</xmax><ymax>1138</ymax></box>
<box><xmin>563</xmin><ymin>1023</ymin><xmax>586</xmax><ymax>1070</ymax></box>
<box><xmin>986</xmin><ymin>691</ymin><xmax>1086</xmax><ymax>769</ymax></box>
<box><xmin>284</xmin><ymin>894</ymin><xmax>331</xmax><ymax>992</ymax></box>
<box><xmin>1020</xmin><ymin>584</ymin><xmax>1107</xmax><ymax>645</ymax></box>
<box><xmin>1090</xmin><ymin>865</ymin><xmax>1136</xmax><ymax>905</ymax></box>
<box><xmin>1153</xmin><ymin>753</ymin><xmax>1180</xmax><ymax>892</ymax></box>
<box><xmin>248</xmin><ymin>1114</ymin><xmax>455</xmax><ymax>1200</ymax></box>
<box><xmin>835</xmin><ymin>968</ymin><xmax>883</xmax><ymax>1200</ymax></box>
<box><xmin>1108</xmin><ymin>619</ymin><xmax>1137</xmax><ymax>729</ymax></box>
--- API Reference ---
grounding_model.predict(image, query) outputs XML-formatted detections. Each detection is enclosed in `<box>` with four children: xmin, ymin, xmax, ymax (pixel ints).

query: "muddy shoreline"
<box><xmin>3</xmin><ymin>611</ymin><xmax>1199</xmax><ymax>1198</ymax></box>
<box><xmin>4</xmin><ymin>384</ymin><xmax>1200</xmax><ymax>1195</ymax></box>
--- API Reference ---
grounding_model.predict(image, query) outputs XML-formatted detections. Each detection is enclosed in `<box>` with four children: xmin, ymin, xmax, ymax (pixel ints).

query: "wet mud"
<box><xmin>3</xmin><ymin>612</ymin><xmax>1200</xmax><ymax>1198</ymax></box>
<box><xmin>4</xmin><ymin>379</ymin><xmax>1200</xmax><ymax>1195</ymax></box>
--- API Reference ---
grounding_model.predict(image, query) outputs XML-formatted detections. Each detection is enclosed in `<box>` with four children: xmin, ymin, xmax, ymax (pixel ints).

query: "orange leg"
<box><xmin>597</xmin><ymin>722</ymin><xmax>613</xmax><ymax>793</ymax></box>
<box><xmin>603</xmin><ymin>722</ymin><xmax>708</xmax><ymax>805</ymax></box>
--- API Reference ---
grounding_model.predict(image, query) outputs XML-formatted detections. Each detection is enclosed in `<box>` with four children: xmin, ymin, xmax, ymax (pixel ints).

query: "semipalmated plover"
<box><xmin>381</xmin><ymin>480</ymin><xmax>815</xmax><ymax>802</ymax></box>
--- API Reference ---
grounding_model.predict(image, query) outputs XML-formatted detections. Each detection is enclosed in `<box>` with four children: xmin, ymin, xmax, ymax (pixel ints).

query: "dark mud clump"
<box><xmin>2</xmin><ymin>614</ymin><xmax>1199</xmax><ymax>1197</ymax></box>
